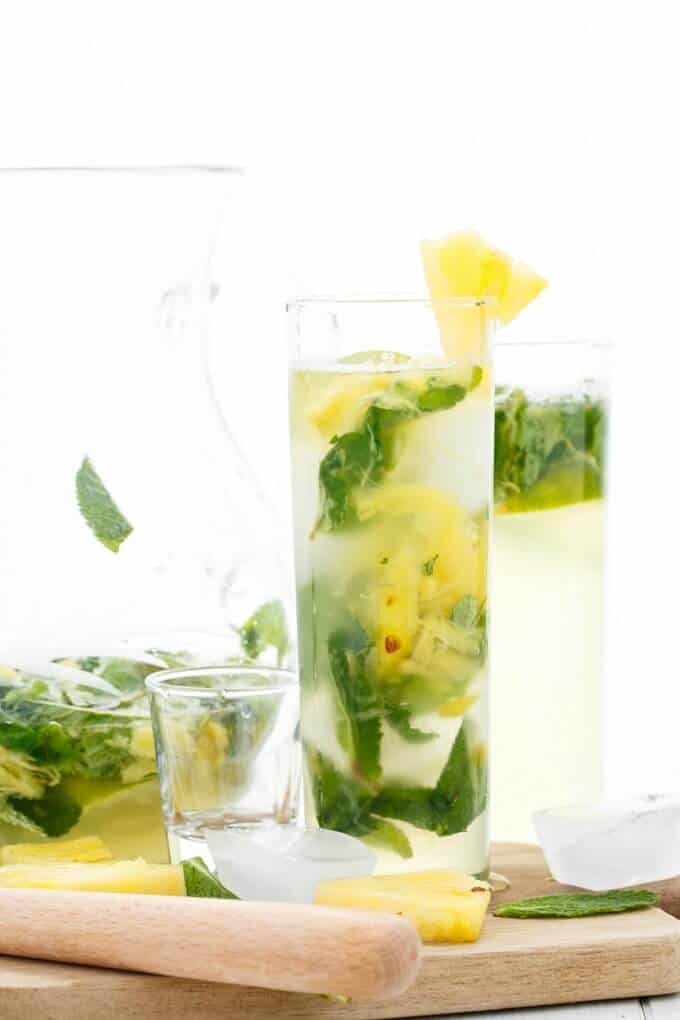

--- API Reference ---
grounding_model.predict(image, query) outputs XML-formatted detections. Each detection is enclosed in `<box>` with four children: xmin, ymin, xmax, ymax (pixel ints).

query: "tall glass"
<box><xmin>0</xmin><ymin>167</ymin><xmax>293</xmax><ymax>861</ymax></box>
<box><xmin>491</xmin><ymin>341</ymin><xmax>609</xmax><ymax>842</ymax></box>
<box><xmin>288</xmin><ymin>298</ymin><xmax>494</xmax><ymax>877</ymax></box>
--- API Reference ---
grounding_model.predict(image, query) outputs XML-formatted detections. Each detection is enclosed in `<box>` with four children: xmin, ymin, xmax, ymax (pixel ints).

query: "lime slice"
<box><xmin>338</xmin><ymin>350</ymin><xmax>410</xmax><ymax>366</ymax></box>
<box><xmin>181</xmin><ymin>856</ymin><xmax>238</xmax><ymax>899</ymax></box>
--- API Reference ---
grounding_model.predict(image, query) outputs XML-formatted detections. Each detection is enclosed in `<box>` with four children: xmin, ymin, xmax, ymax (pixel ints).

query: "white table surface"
<box><xmin>441</xmin><ymin>998</ymin><xmax>680</xmax><ymax>1018</ymax></box>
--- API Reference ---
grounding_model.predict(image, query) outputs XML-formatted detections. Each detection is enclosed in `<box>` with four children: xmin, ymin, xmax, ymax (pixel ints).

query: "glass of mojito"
<box><xmin>491</xmin><ymin>340</ymin><xmax>609</xmax><ymax>842</ymax></box>
<box><xmin>288</xmin><ymin>298</ymin><xmax>494</xmax><ymax>876</ymax></box>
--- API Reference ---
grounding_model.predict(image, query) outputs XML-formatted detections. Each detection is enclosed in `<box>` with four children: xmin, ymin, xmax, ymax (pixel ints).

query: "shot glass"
<box><xmin>146</xmin><ymin>666</ymin><xmax>300</xmax><ymax>863</ymax></box>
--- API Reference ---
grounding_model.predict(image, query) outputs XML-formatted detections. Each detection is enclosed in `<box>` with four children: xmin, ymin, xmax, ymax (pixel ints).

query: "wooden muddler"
<box><xmin>0</xmin><ymin>890</ymin><xmax>421</xmax><ymax>999</ymax></box>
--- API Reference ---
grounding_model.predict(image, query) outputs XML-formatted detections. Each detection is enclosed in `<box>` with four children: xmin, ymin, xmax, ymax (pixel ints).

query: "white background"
<box><xmin>1</xmin><ymin>0</ymin><xmax>678</xmax><ymax>798</ymax></box>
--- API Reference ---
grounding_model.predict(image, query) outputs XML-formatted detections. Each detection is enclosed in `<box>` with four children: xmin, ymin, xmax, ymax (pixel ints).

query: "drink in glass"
<box><xmin>289</xmin><ymin>299</ymin><xmax>494</xmax><ymax>876</ymax></box>
<box><xmin>491</xmin><ymin>341</ymin><xmax>608</xmax><ymax>842</ymax></box>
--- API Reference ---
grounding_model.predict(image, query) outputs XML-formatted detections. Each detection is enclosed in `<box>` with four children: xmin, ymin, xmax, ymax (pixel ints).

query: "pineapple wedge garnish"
<box><xmin>315</xmin><ymin>868</ymin><xmax>491</xmax><ymax>943</ymax></box>
<box><xmin>0</xmin><ymin>835</ymin><xmax>112</xmax><ymax>866</ymax></box>
<box><xmin>0</xmin><ymin>859</ymin><xmax>185</xmax><ymax>895</ymax></box>
<box><xmin>421</xmin><ymin>229</ymin><xmax>547</xmax><ymax>359</ymax></box>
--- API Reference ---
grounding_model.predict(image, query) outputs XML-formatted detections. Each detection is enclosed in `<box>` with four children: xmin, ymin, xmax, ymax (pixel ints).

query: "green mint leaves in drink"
<box><xmin>494</xmin><ymin>388</ymin><xmax>606</xmax><ymax>512</ymax></box>
<box><xmin>494</xmin><ymin>889</ymin><xmax>660</xmax><ymax>919</ymax></box>
<box><xmin>317</xmin><ymin>371</ymin><xmax>477</xmax><ymax>533</ymax></box>
<box><xmin>76</xmin><ymin>456</ymin><xmax>133</xmax><ymax>553</ymax></box>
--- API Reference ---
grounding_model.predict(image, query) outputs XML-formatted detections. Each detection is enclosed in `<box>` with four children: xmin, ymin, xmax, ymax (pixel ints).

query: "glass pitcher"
<box><xmin>0</xmin><ymin>167</ymin><xmax>293</xmax><ymax>861</ymax></box>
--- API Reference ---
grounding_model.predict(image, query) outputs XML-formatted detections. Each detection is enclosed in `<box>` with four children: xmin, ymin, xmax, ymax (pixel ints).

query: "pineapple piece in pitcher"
<box><xmin>0</xmin><ymin>835</ymin><xmax>112</xmax><ymax>866</ymax></box>
<box><xmin>0</xmin><ymin>858</ymin><xmax>185</xmax><ymax>895</ymax></box>
<box><xmin>315</xmin><ymin>868</ymin><xmax>491</xmax><ymax>943</ymax></box>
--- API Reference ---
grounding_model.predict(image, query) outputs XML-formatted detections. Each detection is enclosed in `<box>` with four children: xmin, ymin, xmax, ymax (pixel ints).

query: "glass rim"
<box><xmin>145</xmin><ymin>664</ymin><xmax>297</xmax><ymax>698</ymax></box>
<box><xmin>497</xmin><ymin>338</ymin><xmax>612</xmax><ymax>351</ymax></box>
<box><xmin>0</xmin><ymin>164</ymin><xmax>242</xmax><ymax>176</ymax></box>
<box><xmin>286</xmin><ymin>295</ymin><xmax>495</xmax><ymax>311</ymax></box>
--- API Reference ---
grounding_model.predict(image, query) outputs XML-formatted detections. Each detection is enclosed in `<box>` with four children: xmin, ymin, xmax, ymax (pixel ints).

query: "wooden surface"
<box><xmin>2</xmin><ymin>842</ymin><xmax>680</xmax><ymax>1019</ymax></box>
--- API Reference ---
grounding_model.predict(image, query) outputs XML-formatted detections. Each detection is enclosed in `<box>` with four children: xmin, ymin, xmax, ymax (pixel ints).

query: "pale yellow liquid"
<box><xmin>491</xmin><ymin>500</ymin><xmax>605</xmax><ymax>843</ymax></box>
<box><xmin>0</xmin><ymin>780</ymin><xmax>168</xmax><ymax>862</ymax></box>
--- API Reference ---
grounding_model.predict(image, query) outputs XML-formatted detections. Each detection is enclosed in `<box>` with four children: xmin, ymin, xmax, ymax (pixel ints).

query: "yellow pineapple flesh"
<box><xmin>0</xmin><ymin>835</ymin><xmax>113</xmax><ymax>866</ymax></box>
<box><xmin>315</xmin><ymin>868</ymin><xmax>491</xmax><ymax>943</ymax></box>
<box><xmin>0</xmin><ymin>859</ymin><xmax>185</xmax><ymax>895</ymax></box>
<box><xmin>421</xmin><ymin>229</ymin><xmax>547</xmax><ymax>359</ymax></box>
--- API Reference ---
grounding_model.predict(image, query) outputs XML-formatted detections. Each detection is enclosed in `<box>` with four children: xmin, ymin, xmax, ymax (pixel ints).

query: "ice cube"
<box><xmin>534</xmin><ymin>794</ymin><xmax>680</xmax><ymax>891</ymax></box>
<box><xmin>206</xmin><ymin>826</ymin><xmax>376</xmax><ymax>903</ymax></box>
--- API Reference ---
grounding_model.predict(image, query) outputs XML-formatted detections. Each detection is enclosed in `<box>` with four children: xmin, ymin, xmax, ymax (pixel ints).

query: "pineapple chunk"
<box><xmin>315</xmin><ymin>868</ymin><xmax>490</xmax><ymax>943</ymax></box>
<box><xmin>0</xmin><ymin>859</ymin><xmax>185</xmax><ymax>895</ymax></box>
<box><xmin>421</xmin><ymin>230</ymin><xmax>547</xmax><ymax>359</ymax></box>
<box><xmin>129</xmin><ymin>723</ymin><xmax>157</xmax><ymax>761</ymax></box>
<box><xmin>377</xmin><ymin>548</ymin><xmax>419</xmax><ymax>675</ymax></box>
<box><xmin>0</xmin><ymin>836</ymin><xmax>112</xmax><ymax>866</ymax></box>
<box><xmin>354</xmin><ymin>485</ymin><xmax>482</xmax><ymax>604</ymax></box>
<box><xmin>437</xmin><ymin>692</ymin><xmax>478</xmax><ymax>718</ymax></box>
<box><xmin>306</xmin><ymin>375</ymin><xmax>392</xmax><ymax>438</ymax></box>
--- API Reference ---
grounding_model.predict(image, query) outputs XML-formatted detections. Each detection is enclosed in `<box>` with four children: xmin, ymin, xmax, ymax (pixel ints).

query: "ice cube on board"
<box><xmin>534</xmin><ymin>794</ymin><xmax>680</xmax><ymax>891</ymax></box>
<box><xmin>206</xmin><ymin>826</ymin><xmax>376</xmax><ymax>903</ymax></box>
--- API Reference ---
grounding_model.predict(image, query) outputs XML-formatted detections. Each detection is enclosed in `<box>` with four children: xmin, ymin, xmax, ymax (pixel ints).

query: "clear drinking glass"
<box><xmin>0</xmin><ymin>167</ymin><xmax>293</xmax><ymax>862</ymax></box>
<box><xmin>491</xmin><ymin>340</ymin><xmax>609</xmax><ymax>842</ymax></box>
<box><xmin>288</xmin><ymin>298</ymin><xmax>494</xmax><ymax>877</ymax></box>
<box><xmin>147</xmin><ymin>666</ymin><xmax>300</xmax><ymax>864</ymax></box>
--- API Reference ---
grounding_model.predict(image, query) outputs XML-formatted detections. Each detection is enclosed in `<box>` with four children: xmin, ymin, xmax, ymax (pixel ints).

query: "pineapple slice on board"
<box><xmin>315</xmin><ymin>868</ymin><xmax>491</xmax><ymax>943</ymax></box>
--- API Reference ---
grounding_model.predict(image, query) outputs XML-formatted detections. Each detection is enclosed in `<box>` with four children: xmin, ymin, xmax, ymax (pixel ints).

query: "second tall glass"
<box><xmin>492</xmin><ymin>340</ymin><xmax>609</xmax><ymax>842</ymax></box>
<box><xmin>288</xmin><ymin>299</ymin><xmax>494</xmax><ymax>876</ymax></box>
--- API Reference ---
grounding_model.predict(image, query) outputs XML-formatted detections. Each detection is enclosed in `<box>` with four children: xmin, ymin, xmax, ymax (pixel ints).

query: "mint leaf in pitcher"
<box><xmin>76</xmin><ymin>456</ymin><xmax>133</xmax><ymax>553</ymax></box>
<box><xmin>240</xmin><ymin>600</ymin><xmax>289</xmax><ymax>664</ymax></box>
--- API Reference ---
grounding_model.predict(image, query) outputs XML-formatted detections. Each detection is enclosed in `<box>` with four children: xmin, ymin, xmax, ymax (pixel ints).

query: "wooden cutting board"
<box><xmin>2</xmin><ymin>842</ymin><xmax>680</xmax><ymax>1019</ymax></box>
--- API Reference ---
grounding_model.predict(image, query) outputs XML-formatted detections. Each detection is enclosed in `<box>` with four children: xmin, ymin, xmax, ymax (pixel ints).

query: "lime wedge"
<box><xmin>181</xmin><ymin>856</ymin><xmax>238</xmax><ymax>899</ymax></box>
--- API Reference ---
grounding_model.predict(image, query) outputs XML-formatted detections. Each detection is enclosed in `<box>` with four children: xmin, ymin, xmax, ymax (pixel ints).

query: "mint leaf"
<box><xmin>371</xmin><ymin>786</ymin><xmax>439</xmax><ymax>832</ymax></box>
<box><xmin>434</xmin><ymin>721</ymin><xmax>487</xmax><ymax>834</ymax></box>
<box><xmin>240</xmin><ymin>600</ymin><xmax>289</xmax><ymax>663</ymax></box>
<box><xmin>306</xmin><ymin>748</ymin><xmax>374</xmax><ymax>835</ymax></box>
<box><xmin>383</xmin><ymin>700</ymin><xmax>436</xmax><ymax>744</ymax></box>
<box><xmin>494</xmin><ymin>889</ymin><xmax>659</xmax><ymax>919</ymax></box>
<box><xmin>327</xmin><ymin>625</ymin><xmax>382</xmax><ymax>783</ymax></box>
<box><xmin>422</xmin><ymin>554</ymin><xmax>439</xmax><ymax>576</ymax></box>
<box><xmin>318</xmin><ymin>373</ymin><xmax>474</xmax><ymax>533</ymax></box>
<box><xmin>416</xmin><ymin>380</ymin><xmax>466</xmax><ymax>413</ymax></box>
<box><xmin>0</xmin><ymin>799</ymin><xmax>45</xmax><ymax>834</ymax></box>
<box><xmin>76</xmin><ymin>456</ymin><xmax>133</xmax><ymax>553</ymax></box>
<box><xmin>317</xmin><ymin>420</ymin><xmax>386</xmax><ymax>531</ymax></box>
<box><xmin>451</xmin><ymin>595</ymin><xmax>479</xmax><ymax>630</ymax></box>
<box><xmin>9</xmin><ymin>782</ymin><xmax>82</xmax><ymax>837</ymax></box>
<box><xmin>372</xmin><ymin>722</ymin><xmax>487</xmax><ymax>837</ymax></box>
<box><xmin>363</xmin><ymin>817</ymin><xmax>413</xmax><ymax>859</ymax></box>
